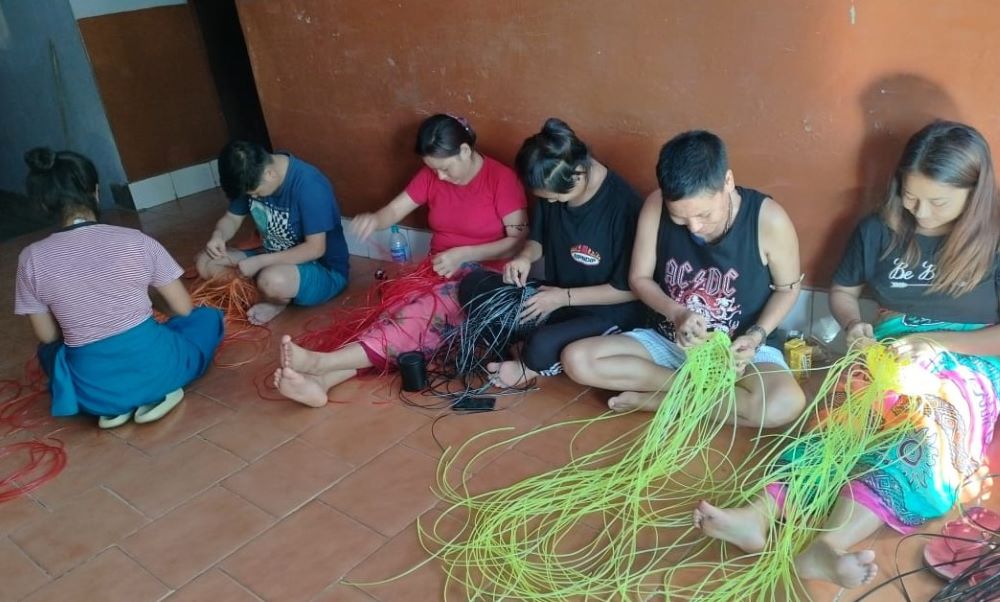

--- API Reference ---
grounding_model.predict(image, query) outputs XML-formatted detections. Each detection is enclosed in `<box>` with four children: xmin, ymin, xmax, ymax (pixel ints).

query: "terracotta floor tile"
<box><xmin>11</xmin><ymin>487</ymin><xmax>147</xmax><ymax>576</ymax></box>
<box><xmin>30</xmin><ymin>431</ymin><xmax>151</xmax><ymax>508</ymax></box>
<box><xmin>0</xmin><ymin>537</ymin><xmax>48</xmax><ymax>601</ymax></box>
<box><xmin>192</xmin><ymin>360</ymin><xmax>273</xmax><ymax>408</ymax></box>
<box><xmin>222</xmin><ymin>501</ymin><xmax>385</xmax><ymax>601</ymax></box>
<box><xmin>312</xmin><ymin>583</ymin><xmax>377</xmax><ymax>601</ymax></box>
<box><xmin>229</xmin><ymin>393</ymin><xmax>338</xmax><ymax>435</ymax></box>
<box><xmin>401</xmin><ymin>405</ymin><xmax>538</xmax><ymax>473</ymax></box>
<box><xmin>223</xmin><ymin>438</ymin><xmax>352</xmax><ymax>517</ymax></box>
<box><xmin>106</xmin><ymin>437</ymin><xmax>245</xmax><ymax>518</ymax></box>
<box><xmin>299</xmin><ymin>400</ymin><xmax>430</xmax><ymax>466</ymax></box>
<box><xmin>321</xmin><ymin>444</ymin><xmax>440</xmax><ymax>537</ymax></box>
<box><xmin>200</xmin><ymin>409</ymin><xmax>296</xmax><ymax>462</ymax></box>
<box><xmin>22</xmin><ymin>547</ymin><xmax>168</xmax><ymax>602</ymax></box>
<box><xmin>345</xmin><ymin>508</ymin><xmax>468</xmax><ymax>602</ymax></box>
<box><xmin>122</xmin><ymin>486</ymin><xmax>272</xmax><ymax>588</ymax></box>
<box><xmin>164</xmin><ymin>569</ymin><xmax>261</xmax><ymax>602</ymax></box>
<box><xmin>0</xmin><ymin>495</ymin><xmax>46</xmax><ymax>537</ymax></box>
<box><xmin>109</xmin><ymin>392</ymin><xmax>235</xmax><ymax>454</ymax></box>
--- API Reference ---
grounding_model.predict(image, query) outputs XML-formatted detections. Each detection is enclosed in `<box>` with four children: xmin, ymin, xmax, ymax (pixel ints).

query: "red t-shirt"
<box><xmin>405</xmin><ymin>154</ymin><xmax>526</xmax><ymax>255</ymax></box>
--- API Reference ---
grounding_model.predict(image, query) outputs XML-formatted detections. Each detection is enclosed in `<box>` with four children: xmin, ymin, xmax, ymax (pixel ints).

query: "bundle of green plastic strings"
<box><xmin>662</xmin><ymin>342</ymin><xmax>915</xmax><ymax>601</ymax></box>
<box><xmin>358</xmin><ymin>333</ymin><xmax>915</xmax><ymax>601</ymax></box>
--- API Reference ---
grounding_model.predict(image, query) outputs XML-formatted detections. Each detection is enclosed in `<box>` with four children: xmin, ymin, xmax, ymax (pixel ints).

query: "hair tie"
<box><xmin>446</xmin><ymin>113</ymin><xmax>473</xmax><ymax>134</ymax></box>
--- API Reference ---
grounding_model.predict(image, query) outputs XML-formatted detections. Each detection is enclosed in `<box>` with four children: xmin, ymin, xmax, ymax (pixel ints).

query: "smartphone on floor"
<box><xmin>452</xmin><ymin>396</ymin><xmax>496</xmax><ymax>412</ymax></box>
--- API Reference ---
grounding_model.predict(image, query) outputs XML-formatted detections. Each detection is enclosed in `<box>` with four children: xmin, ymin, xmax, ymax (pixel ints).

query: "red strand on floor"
<box><xmin>0</xmin><ymin>439</ymin><xmax>67</xmax><ymax>503</ymax></box>
<box><xmin>0</xmin><ymin>358</ymin><xmax>51</xmax><ymax>433</ymax></box>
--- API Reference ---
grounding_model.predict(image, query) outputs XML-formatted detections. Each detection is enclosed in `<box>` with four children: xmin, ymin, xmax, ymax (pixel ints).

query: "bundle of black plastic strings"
<box><xmin>399</xmin><ymin>282</ymin><xmax>543</xmax><ymax>409</ymax></box>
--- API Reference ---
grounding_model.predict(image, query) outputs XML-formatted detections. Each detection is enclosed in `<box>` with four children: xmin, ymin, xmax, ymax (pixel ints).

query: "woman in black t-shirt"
<box><xmin>459</xmin><ymin>118</ymin><xmax>645</xmax><ymax>387</ymax></box>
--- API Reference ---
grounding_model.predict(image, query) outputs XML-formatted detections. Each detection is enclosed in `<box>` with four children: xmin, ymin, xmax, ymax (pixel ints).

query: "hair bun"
<box><xmin>541</xmin><ymin>118</ymin><xmax>574</xmax><ymax>138</ymax></box>
<box><xmin>25</xmin><ymin>147</ymin><xmax>57</xmax><ymax>172</ymax></box>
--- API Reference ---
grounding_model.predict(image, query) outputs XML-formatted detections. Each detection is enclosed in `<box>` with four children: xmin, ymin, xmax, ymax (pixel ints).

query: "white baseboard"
<box><xmin>127</xmin><ymin>159</ymin><xmax>219</xmax><ymax>210</ymax></box>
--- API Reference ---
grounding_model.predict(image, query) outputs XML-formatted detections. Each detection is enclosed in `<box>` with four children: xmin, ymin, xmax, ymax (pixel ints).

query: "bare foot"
<box><xmin>487</xmin><ymin>360</ymin><xmax>537</xmax><ymax>388</ymax></box>
<box><xmin>607</xmin><ymin>391</ymin><xmax>662</xmax><ymax>412</ymax></box>
<box><xmin>280</xmin><ymin>334</ymin><xmax>325</xmax><ymax>374</ymax></box>
<box><xmin>272</xmin><ymin>367</ymin><xmax>328</xmax><ymax>407</ymax></box>
<box><xmin>248</xmin><ymin>301</ymin><xmax>287</xmax><ymax>325</ymax></box>
<box><xmin>693</xmin><ymin>500</ymin><xmax>768</xmax><ymax>553</ymax></box>
<box><xmin>795</xmin><ymin>539</ymin><xmax>878</xmax><ymax>588</ymax></box>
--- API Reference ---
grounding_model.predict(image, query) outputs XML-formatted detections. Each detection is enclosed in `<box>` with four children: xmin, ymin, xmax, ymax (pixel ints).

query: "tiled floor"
<box><xmin>0</xmin><ymin>189</ymin><xmax>997</xmax><ymax>601</ymax></box>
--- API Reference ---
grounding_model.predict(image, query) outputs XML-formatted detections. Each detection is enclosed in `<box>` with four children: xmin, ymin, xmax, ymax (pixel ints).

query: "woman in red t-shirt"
<box><xmin>274</xmin><ymin>114</ymin><xmax>528</xmax><ymax>406</ymax></box>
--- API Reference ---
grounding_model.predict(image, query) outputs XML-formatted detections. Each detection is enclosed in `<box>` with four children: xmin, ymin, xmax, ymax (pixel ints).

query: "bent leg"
<box><xmin>195</xmin><ymin>249</ymin><xmax>247</xmax><ymax>279</ymax></box>
<box><xmin>794</xmin><ymin>496</ymin><xmax>882</xmax><ymax>588</ymax></box>
<box><xmin>250</xmin><ymin>264</ymin><xmax>300</xmax><ymax>324</ymax></box>
<box><xmin>733</xmin><ymin>363</ymin><xmax>806</xmax><ymax>428</ymax></box>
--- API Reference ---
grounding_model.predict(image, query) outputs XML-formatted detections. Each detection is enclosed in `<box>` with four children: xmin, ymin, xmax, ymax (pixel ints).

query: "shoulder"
<box><xmin>757</xmin><ymin>196</ymin><xmax>794</xmax><ymax>232</ymax></box>
<box><xmin>288</xmin><ymin>156</ymin><xmax>332</xmax><ymax>189</ymax></box>
<box><xmin>481</xmin><ymin>154</ymin><xmax>519</xmax><ymax>184</ymax></box>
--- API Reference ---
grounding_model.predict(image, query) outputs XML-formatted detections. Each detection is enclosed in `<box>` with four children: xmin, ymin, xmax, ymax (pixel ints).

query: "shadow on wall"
<box><xmin>822</xmin><ymin>73</ymin><xmax>960</xmax><ymax>266</ymax></box>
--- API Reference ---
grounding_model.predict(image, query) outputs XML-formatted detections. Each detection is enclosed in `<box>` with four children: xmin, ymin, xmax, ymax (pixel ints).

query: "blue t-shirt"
<box><xmin>229</xmin><ymin>154</ymin><xmax>349</xmax><ymax>277</ymax></box>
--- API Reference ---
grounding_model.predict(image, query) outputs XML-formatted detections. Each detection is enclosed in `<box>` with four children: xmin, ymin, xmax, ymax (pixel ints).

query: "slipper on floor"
<box><xmin>98</xmin><ymin>411</ymin><xmax>134</xmax><ymax>429</ymax></box>
<box><xmin>923</xmin><ymin>507</ymin><xmax>1000</xmax><ymax>580</ymax></box>
<box><xmin>134</xmin><ymin>388</ymin><xmax>185</xmax><ymax>424</ymax></box>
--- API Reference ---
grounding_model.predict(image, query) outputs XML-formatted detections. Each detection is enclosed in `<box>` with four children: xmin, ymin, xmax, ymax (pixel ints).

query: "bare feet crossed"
<box><xmin>607</xmin><ymin>391</ymin><xmax>662</xmax><ymax>412</ymax></box>
<box><xmin>795</xmin><ymin>539</ymin><xmax>879</xmax><ymax>589</ymax></box>
<box><xmin>248</xmin><ymin>301</ymin><xmax>287</xmax><ymax>325</ymax></box>
<box><xmin>487</xmin><ymin>360</ymin><xmax>537</xmax><ymax>388</ymax></box>
<box><xmin>272</xmin><ymin>366</ymin><xmax>328</xmax><ymax>407</ymax></box>
<box><xmin>693</xmin><ymin>500</ymin><xmax>768</xmax><ymax>553</ymax></box>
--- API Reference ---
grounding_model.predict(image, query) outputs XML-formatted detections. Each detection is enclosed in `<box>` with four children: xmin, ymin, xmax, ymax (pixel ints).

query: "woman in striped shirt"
<box><xmin>14</xmin><ymin>148</ymin><xmax>224</xmax><ymax>428</ymax></box>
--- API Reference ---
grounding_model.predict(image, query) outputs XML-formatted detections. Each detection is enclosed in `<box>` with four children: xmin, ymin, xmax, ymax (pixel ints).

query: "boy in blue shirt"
<box><xmin>196</xmin><ymin>141</ymin><xmax>349</xmax><ymax>324</ymax></box>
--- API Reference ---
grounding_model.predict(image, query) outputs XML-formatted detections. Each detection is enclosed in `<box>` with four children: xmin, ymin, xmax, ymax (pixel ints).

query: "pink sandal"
<box><xmin>923</xmin><ymin>507</ymin><xmax>1000</xmax><ymax>582</ymax></box>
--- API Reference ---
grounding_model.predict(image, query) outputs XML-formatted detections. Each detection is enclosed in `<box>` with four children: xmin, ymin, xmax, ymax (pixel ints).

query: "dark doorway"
<box><xmin>190</xmin><ymin>0</ymin><xmax>271</xmax><ymax>149</ymax></box>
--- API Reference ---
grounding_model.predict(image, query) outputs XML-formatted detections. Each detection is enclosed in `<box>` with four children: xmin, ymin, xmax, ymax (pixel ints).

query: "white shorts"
<box><xmin>622</xmin><ymin>328</ymin><xmax>789</xmax><ymax>371</ymax></box>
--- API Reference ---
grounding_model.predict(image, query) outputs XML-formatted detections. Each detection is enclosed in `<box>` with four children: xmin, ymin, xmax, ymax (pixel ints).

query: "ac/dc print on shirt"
<box><xmin>659</xmin><ymin>259</ymin><xmax>743</xmax><ymax>337</ymax></box>
<box><xmin>250</xmin><ymin>200</ymin><xmax>296</xmax><ymax>252</ymax></box>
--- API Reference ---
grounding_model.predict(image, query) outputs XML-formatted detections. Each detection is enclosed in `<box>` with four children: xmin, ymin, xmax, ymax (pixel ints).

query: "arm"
<box><xmin>350</xmin><ymin>192</ymin><xmax>421</xmax><ymax>240</ymax></box>
<box><xmin>746</xmin><ymin>199</ymin><xmax>802</xmax><ymax>339</ymax></box>
<box><xmin>629</xmin><ymin>192</ymin><xmax>687</xmax><ymax>321</ymax></box>
<box><xmin>27</xmin><ymin>312</ymin><xmax>60</xmax><ymax>344</ymax></box>
<box><xmin>454</xmin><ymin>208</ymin><xmax>530</xmax><ymax>263</ymax></box>
<box><xmin>156</xmin><ymin>278</ymin><xmax>194</xmax><ymax>317</ymax></box>
<box><xmin>830</xmin><ymin>283</ymin><xmax>875</xmax><ymax>345</ymax></box>
<box><xmin>433</xmin><ymin>209</ymin><xmax>529</xmax><ymax>278</ymax></box>
<box><xmin>242</xmin><ymin>233</ymin><xmax>327</xmax><ymax>274</ymax></box>
<box><xmin>211</xmin><ymin>212</ymin><xmax>245</xmax><ymax>244</ymax></box>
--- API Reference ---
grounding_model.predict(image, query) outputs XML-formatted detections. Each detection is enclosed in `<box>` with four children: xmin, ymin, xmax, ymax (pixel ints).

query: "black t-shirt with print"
<box><xmin>833</xmin><ymin>214</ymin><xmax>1000</xmax><ymax>324</ymax></box>
<box><xmin>529</xmin><ymin>169</ymin><xmax>645</xmax><ymax>326</ymax></box>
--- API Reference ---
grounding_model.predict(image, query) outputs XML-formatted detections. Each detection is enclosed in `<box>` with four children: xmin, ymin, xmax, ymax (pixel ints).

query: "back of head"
<box><xmin>218</xmin><ymin>140</ymin><xmax>270</xmax><ymax>199</ymax></box>
<box><xmin>414</xmin><ymin>114</ymin><xmax>476</xmax><ymax>158</ymax></box>
<box><xmin>884</xmin><ymin>120</ymin><xmax>1000</xmax><ymax>295</ymax></box>
<box><xmin>656</xmin><ymin>130</ymin><xmax>728</xmax><ymax>202</ymax></box>
<box><xmin>515</xmin><ymin>118</ymin><xmax>591</xmax><ymax>194</ymax></box>
<box><xmin>24</xmin><ymin>147</ymin><xmax>97</xmax><ymax>213</ymax></box>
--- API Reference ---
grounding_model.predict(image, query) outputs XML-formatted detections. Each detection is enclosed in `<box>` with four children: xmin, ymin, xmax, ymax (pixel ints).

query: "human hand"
<box><xmin>351</xmin><ymin>213</ymin><xmax>379</xmax><ymax>241</ymax></box>
<box><xmin>845</xmin><ymin>320</ymin><xmax>876</xmax><ymax>349</ymax></box>
<box><xmin>237</xmin><ymin>255</ymin><xmax>264</xmax><ymax>278</ymax></box>
<box><xmin>431</xmin><ymin>248</ymin><xmax>466</xmax><ymax>278</ymax></box>
<box><xmin>503</xmin><ymin>257</ymin><xmax>531</xmax><ymax>287</ymax></box>
<box><xmin>519</xmin><ymin>286</ymin><xmax>567</xmax><ymax>323</ymax></box>
<box><xmin>673</xmin><ymin>310</ymin><xmax>709</xmax><ymax>349</ymax></box>
<box><xmin>205</xmin><ymin>235</ymin><xmax>227</xmax><ymax>260</ymax></box>
<box><xmin>890</xmin><ymin>335</ymin><xmax>941</xmax><ymax>363</ymax></box>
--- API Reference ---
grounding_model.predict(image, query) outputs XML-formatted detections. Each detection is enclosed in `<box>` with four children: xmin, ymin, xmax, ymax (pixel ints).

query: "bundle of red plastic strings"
<box><xmin>189</xmin><ymin>270</ymin><xmax>270</xmax><ymax>368</ymax></box>
<box><xmin>0</xmin><ymin>359</ymin><xmax>67</xmax><ymax>503</ymax></box>
<box><xmin>294</xmin><ymin>259</ymin><xmax>446</xmax><ymax>356</ymax></box>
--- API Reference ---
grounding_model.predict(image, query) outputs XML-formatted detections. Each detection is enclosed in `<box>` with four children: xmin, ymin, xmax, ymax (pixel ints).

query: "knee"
<box><xmin>256</xmin><ymin>266</ymin><xmax>295</xmax><ymax>299</ymax></box>
<box><xmin>194</xmin><ymin>251</ymin><xmax>213</xmax><ymax>279</ymax></box>
<box><xmin>458</xmin><ymin>269</ymin><xmax>504</xmax><ymax>308</ymax></box>
<box><xmin>560</xmin><ymin>340</ymin><xmax>599</xmax><ymax>384</ymax></box>
<box><xmin>761</xmin><ymin>379</ymin><xmax>806</xmax><ymax>428</ymax></box>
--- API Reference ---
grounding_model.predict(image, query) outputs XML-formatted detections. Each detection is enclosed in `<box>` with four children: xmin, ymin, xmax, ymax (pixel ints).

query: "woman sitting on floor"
<box><xmin>458</xmin><ymin>118</ymin><xmax>646</xmax><ymax>388</ymax></box>
<box><xmin>274</xmin><ymin>114</ymin><xmax>528</xmax><ymax>405</ymax></box>
<box><xmin>694</xmin><ymin>120</ymin><xmax>1000</xmax><ymax>589</ymax></box>
<box><xmin>15</xmin><ymin>148</ymin><xmax>224</xmax><ymax>428</ymax></box>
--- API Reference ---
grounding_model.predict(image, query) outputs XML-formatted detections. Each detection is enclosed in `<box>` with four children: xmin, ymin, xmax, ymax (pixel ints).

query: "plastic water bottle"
<box><xmin>388</xmin><ymin>225</ymin><xmax>411</xmax><ymax>263</ymax></box>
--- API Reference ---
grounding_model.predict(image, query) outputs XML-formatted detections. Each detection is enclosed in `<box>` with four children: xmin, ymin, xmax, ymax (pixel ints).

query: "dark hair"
<box><xmin>218</xmin><ymin>140</ymin><xmax>271</xmax><ymax>198</ymax></box>
<box><xmin>515</xmin><ymin>118</ymin><xmax>591</xmax><ymax>194</ymax></box>
<box><xmin>414</xmin><ymin>114</ymin><xmax>476</xmax><ymax>158</ymax></box>
<box><xmin>655</xmin><ymin>130</ymin><xmax>729</xmax><ymax>202</ymax></box>
<box><xmin>881</xmin><ymin>120</ymin><xmax>1000</xmax><ymax>296</ymax></box>
<box><xmin>24</xmin><ymin>147</ymin><xmax>100</xmax><ymax>220</ymax></box>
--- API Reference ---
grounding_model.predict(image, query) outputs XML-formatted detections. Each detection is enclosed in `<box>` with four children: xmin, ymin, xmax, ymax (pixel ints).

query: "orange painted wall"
<box><xmin>235</xmin><ymin>0</ymin><xmax>999</xmax><ymax>284</ymax></box>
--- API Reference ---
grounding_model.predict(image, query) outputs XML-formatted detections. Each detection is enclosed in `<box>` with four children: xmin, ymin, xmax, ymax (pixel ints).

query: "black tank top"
<box><xmin>652</xmin><ymin>186</ymin><xmax>771</xmax><ymax>341</ymax></box>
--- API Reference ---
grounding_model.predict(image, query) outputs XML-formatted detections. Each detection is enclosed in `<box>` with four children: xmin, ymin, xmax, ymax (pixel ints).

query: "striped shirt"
<box><xmin>15</xmin><ymin>223</ymin><xmax>183</xmax><ymax>347</ymax></box>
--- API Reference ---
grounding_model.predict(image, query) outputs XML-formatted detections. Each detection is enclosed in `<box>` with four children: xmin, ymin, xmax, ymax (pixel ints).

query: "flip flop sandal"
<box><xmin>134</xmin><ymin>388</ymin><xmax>185</xmax><ymax>424</ymax></box>
<box><xmin>98</xmin><ymin>411</ymin><xmax>134</xmax><ymax>429</ymax></box>
<box><xmin>923</xmin><ymin>507</ymin><xmax>1000</xmax><ymax>580</ymax></box>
